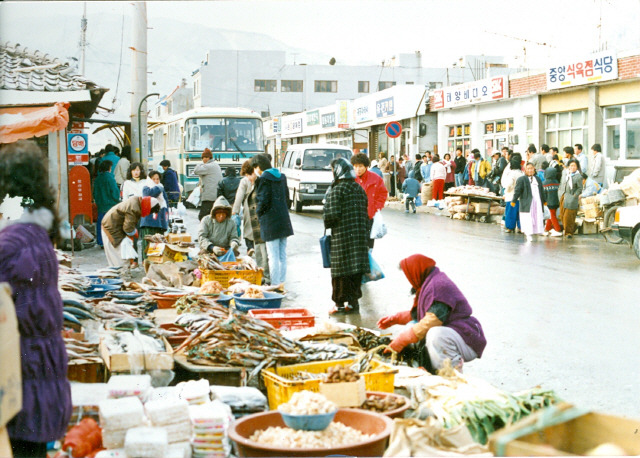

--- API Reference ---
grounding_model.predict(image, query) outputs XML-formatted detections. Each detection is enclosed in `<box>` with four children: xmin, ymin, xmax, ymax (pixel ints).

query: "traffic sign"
<box><xmin>67</xmin><ymin>133</ymin><xmax>89</xmax><ymax>165</ymax></box>
<box><xmin>385</xmin><ymin>121</ymin><xmax>402</xmax><ymax>138</ymax></box>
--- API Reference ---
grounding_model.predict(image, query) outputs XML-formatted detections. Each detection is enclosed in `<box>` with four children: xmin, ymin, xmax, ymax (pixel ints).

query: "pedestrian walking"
<box><xmin>442</xmin><ymin>153</ymin><xmax>456</xmax><ymax>191</ymax></box>
<box><xmin>512</xmin><ymin>162</ymin><xmax>546</xmax><ymax>242</ymax></box>
<box><xmin>160</xmin><ymin>159</ymin><xmax>181</xmax><ymax>207</ymax></box>
<box><xmin>232</xmin><ymin>160</ymin><xmax>257</xmax><ymax>250</ymax></box>
<box><xmin>377</xmin><ymin>254</ymin><xmax>486</xmax><ymax>373</ymax></box>
<box><xmin>397</xmin><ymin>157</ymin><xmax>407</xmax><ymax>191</ymax></box>
<box><xmin>113</xmin><ymin>145</ymin><xmax>131</xmax><ymax>187</ymax></box>
<box><xmin>198</xmin><ymin>196</ymin><xmax>240</xmax><ymax>256</ymax></box>
<box><xmin>245</xmin><ymin>167</ymin><xmax>271</xmax><ymax>284</ymax></box>
<box><xmin>323</xmin><ymin>157</ymin><xmax>370</xmax><ymax>315</ymax></box>
<box><xmin>502</xmin><ymin>154</ymin><xmax>524</xmax><ymax>233</ymax></box>
<box><xmin>403</xmin><ymin>153</ymin><xmax>413</xmax><ymax>177</ymax></box>
<box><xmin>430</xmin><ymin>155</ymin><xmax>446</xmax><ymax>200</ymax></box>
<box><xmin>0</xmin><ymin>140</ymin><xmax>72</xmax><ymax>458</ymax></box>
<box><xmin>542</xmin><ymin>166</ymin><xmax>563</xmax><ymax>237</ymax></box>
<box><xmin>92</xmin><ymin>159</ymin><xmax>120</xmax><ymax>248</ymax></box>
<box><xmin>140</xmin><ymin>171</ymin><xmax>169</xmax><ymax>260</ymax></box>
<box><xmin>351</xmin><ymin>153</ymin><xmax>388</xmax><ymax>249</ymax></box>
<box><xmin>388</xmin><ymin>154</ymin><xmax>398</xmax><ymax>197</ymax></box>
<box><xmin>402</xmin><ymin>170</ymin><xmax>421</xmax><ymax>213</ymax></box>
<box><xmin>454</xmin><ymin>148</ymin><xmax>466</xmax><ymax>187</ymax></box>
<box><xmin>194</xmin><ymin>148</ymin><xmax>223</xmax><ymax>221</ymax></box>
<box><xmin>101</xmin><ymin>196</ymin><xmax>160</xmax><ymax>267</ymax></box>
<box><xmin>252</xmin><ymin>154</ymin><xmax>294</xmax><ymax>286</ymax></box>
<box><xmin>558</xmin><ymin>160</ymin><xmax>583</xmax><ymax>238</ymax></box>
<box><xmin>589</xmin><ymin>143</ymin><xmax>605</xmax><ymax>187</ymax></box>
<box><xmin>574</xmin><ymin>143</ymin><xmax>588</xmax><ymax>175</ymax></box>
<box><xmin>217</xmin><ymin>166</ymin><xmax>242</xmax><ymax>206</ymax></box>
<box><xmin>121</xmin><ymin>162</ymin><xmax>147</xmax><ymax>200</ymax></box>
<box><xmin>98</xmin><ymin>144</ymin><xmax>121</xmax><ymax>175</ymax></box>
<box><xmin>415</xmin><ymin>153</ymin><xmax>426</xmax><ymax>183</ymax></box>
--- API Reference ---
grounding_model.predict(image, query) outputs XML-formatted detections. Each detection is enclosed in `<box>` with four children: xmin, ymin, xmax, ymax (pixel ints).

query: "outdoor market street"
<box><xmin>76</xmin><ymin>203</ymin><xmax>640</xmax><ymax>419</ymax></box>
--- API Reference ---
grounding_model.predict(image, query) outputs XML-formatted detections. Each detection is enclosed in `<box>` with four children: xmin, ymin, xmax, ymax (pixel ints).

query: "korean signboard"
<box><xmin>355</xmin><ymin>104</ymin><xmax>371</xmax><ymax>123</ymax></box>
<box><xmin>307</xmin><ymin>110</ymin><xmax>320</xmax><ymax>126</ymax></box>
<box><xmin>376</xmin><ymin>97</ymin><xmax>395</xmax><ymax>118</ymax></box>
<box><xmin>337</xmin><ymin>100</ymin><xmax>350</xmax><ymax>128</ymax></box>
<box><xmin>284</xmin><ymin>118</ymin><xmax>303</xmax><ymax>135</ymax></box>
<box><xmin>547</xmin><ymin>51</ymin><xmax>617</xmax><ymax>90</ymax></box>
<box><xmin>432</xmin><ymin>76</ymin><xmax>508</xmax><ymax>110</ymax></box>
<box><xmin>272</xmin><ymin>117</ymin><xmax>280</xmax><ymax>134</ymax></box>
<box><xmin>321</xmin><ymin>112</ymin><xmax>336</xmax><ymax>128</ymax></box>
<box><xmin>67</xmin><ymin>133</ymin><xmax>89</xmax><ymax>165</ymax></box>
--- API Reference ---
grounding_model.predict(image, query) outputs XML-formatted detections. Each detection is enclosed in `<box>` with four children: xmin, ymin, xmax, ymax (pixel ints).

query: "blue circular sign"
<box><xmin>385</xmin><ymin>121</ymin><xmax>402</xmax><ymax>138</ymax></box>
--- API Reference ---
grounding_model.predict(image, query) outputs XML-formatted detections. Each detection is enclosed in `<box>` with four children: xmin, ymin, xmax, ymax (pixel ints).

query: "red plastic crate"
<box><xmin>248</xmin><ymin>308</ymin><xmax>315</xmax><ymax>330</ymax></box>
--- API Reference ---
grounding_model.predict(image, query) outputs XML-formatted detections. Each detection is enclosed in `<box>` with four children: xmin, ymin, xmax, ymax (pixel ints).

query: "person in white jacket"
<box><xmin>121</xmin><ymin>162</ymin><xmax>146</xmax><ymax>200</ymax></box>
<box><xmin>430</xmin><ymin>155</ymin><xmax>447</xmax><ymax>200</ymax></box>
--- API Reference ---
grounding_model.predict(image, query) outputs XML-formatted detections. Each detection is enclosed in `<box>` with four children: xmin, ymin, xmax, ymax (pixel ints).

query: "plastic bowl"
<box><xmin>79</xmin><ymin>284</ymin><xmax>120</xmax><ymax>298</ymax></box>
<box><xmin>359</xmin><ymin>391</ymin><xmax>411</xmax><ymax>419</ymax></box>
<box><xmin>233</xmin><ymin>292</ymin><xmax>283</xmax><ymax>312</ymax></box>
<box><xmin>279</xmin><ymin>410</ymin><xmax>336</xmax><ymax>431</ymax></box>
<box><xmin>88</xmin><ymin>277</ymin><xmax>123</xmax><ymax>286</ymax></box>
<box><xmin>228</xmin><ymin>409</ymin><xmax>393</xmax><ymax>457</ymax></box>
<box><xmin>215</xmin><ymin>293</ymin><xmax>232</xmax><ymax>308</ymax></box>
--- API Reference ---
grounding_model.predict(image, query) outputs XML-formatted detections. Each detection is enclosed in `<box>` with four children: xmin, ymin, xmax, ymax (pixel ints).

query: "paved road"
<box><xmin>78</xmin><ymin>203</ymin><xmax>640</xmax><ymax>418</ymax></box>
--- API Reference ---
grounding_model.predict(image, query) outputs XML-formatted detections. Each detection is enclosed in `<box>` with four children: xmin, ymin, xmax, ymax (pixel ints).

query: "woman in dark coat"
<box><xmin>323</xmin><ymin>158</ymin><xmax>370</xmax><ymax>314</ymax></box>
<box><xmin>0</xmin><ymin>140</ymin><xmax>72</xmax><ymax>458</ymax></box>
<box><xmin>558</xmin><ymin>160</ymin><xmax>584</xmax><ymax>238</ymax></box>
<box><xmin>542</xmin><ymin>166</ymin><xmax>562</xmax><ymax>236</ymax></box>
<box><xmin>512</xmin><ymin>162</ymin><xmax>546</xmax><ymax>242</ymax></box>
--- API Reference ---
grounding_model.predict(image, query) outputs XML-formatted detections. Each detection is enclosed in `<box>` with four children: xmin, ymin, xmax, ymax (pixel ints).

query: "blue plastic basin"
<box><xmin>215</xmin><ymin>293</ymin><xmax>232</xmax><ymax>308</ymax></box>
<box><xmin>279</xmin><ymin>410</ymin><xmax>337</xmax><ymax>431</ymax></box>
<box><xmin>233</xmin><ymin>292</ymin><xmax>283</xmax><ymax>312</ymax></box>
<box><xmin>89</xmin><ymin>277</ymin><xmax>123</xmax><ymax>286</ymax></box>
<box><xmin>80</xmin><ymin>284</ymin><xmax>120</xmax><ymax>298</ymax></box>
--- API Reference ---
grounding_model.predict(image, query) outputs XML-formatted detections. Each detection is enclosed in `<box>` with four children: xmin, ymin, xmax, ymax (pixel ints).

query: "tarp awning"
<box><xmin>0</xmin><ymin>102</ymin><xmax>69</xmax><ymax>143</ymax></box>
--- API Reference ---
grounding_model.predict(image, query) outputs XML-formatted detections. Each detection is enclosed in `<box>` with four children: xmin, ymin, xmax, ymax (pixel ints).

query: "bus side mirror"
<box><xmin>295</xmin><ymin>157</ymin><xmax>302</xmax><ymax>167</ymax></box>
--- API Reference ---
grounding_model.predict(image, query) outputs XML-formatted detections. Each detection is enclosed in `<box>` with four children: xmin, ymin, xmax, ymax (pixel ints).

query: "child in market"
<box><xmin>402</xmin><ymin>170</ymin><xmax>421</xmax><ymax>214</ymax></box>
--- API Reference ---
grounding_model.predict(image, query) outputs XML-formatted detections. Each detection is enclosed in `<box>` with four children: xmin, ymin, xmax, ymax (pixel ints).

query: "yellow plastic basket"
<box><xmin>201</xmin><ymin>262</ymin><xmax>263</xmax><ymax>288</ymax></box>
<box><xmin>261</xmin><ymin>358</ymin><xmax>397</xmax><ymax>410</ymax></box>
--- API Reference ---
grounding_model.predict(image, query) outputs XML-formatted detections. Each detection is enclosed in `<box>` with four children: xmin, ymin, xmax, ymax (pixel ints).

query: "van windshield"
<box><xmin>302</xmin><ymin>149</ymin><xmax>353</xmax><ymax>170</ymax></box>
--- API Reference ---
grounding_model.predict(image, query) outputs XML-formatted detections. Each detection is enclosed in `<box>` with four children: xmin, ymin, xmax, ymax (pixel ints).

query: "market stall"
<box><xmin>443</xmin><ymin>185</ymin><xmax>505</xmax><ymax>223</ymax></box>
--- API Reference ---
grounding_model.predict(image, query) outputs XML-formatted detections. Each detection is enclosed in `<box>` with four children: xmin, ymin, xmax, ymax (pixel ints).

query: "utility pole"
<box><xmin>130</xmin><ymin>1</ymin><xmax>148</xmax><ymax>164</ymax></box>
<box><xmin>79</xmin><ymin>2</ymin><xmax>87</xmax><ymax>75</ymax></box>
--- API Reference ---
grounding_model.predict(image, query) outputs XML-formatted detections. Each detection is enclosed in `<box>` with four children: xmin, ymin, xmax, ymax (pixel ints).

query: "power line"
<box><xmin>112</xmin><ymin>7</ymin><xmax>126</xmax><ymax>111</ymax></box>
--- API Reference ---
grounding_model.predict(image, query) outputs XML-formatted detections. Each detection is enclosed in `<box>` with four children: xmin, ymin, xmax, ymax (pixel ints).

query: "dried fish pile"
<box><xmin>64</xmin><ymin>338</ymin><xmax>101</xmax><ymax>363</ymax></box>
<box><xmin>59</xmin><ymin>273</ymin><xmax>92</xmax><ymax>292</ymax></box>
<box><xmin>347</xmin><ymin>327</ymin><xmax>391</xmax><ymax>351</ymax></box>
<box><xmin>144</xmin><ymin>233</ymin><xmax>168</xmax><ymax>243</ymax></box>
<box><xmin>174</xmin><ymin>294</ymin><xmax>219</xmax><ymax>314</ymax></box>
<box><xmin>175</xmin><ymin>308</ymin><xmax>304</xmax><ymax>380</ymax></box>
<box><xmin>198</xmin><ymin>251</ymin><xmax>260</xmax><ymax>271</ymax></box>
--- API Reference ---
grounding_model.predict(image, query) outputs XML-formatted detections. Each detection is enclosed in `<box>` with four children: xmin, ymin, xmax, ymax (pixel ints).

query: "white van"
<box><xmin>280</xmin><ymin>143</ymin><xmax>353</xmax><ymax>212</ymax></box>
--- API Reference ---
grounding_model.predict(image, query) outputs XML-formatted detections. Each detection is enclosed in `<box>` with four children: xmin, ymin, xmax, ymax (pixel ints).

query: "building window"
<box><xmin>358</xmin><ymin>81</ymin><xmax>369</xmax><ymax>93</ymax></box>
<box><xmin>483</xmin><ymin>119</ymin><xmax>513</xmax><ymax>156</ymax></box>
<box><xmin>168</xmin><ymin>123</ymin><xmax>180</xmax><ymax>148</ymax></box>
<box><xmin>604</xmin><ymin>103</ymin><xmax>640</xmax><ymax>160</ymax></box>
<box><xmin>281</xmin><ymin>80</ymin><xmax>303</xmax><ymax>92</ymax></box>
<box><xmin>525</xmin><ymin>116</ymin><xmax>534</xmax><ymax>146</ymax></box>
<box><xmin>314</xmin><ymin>80</ymin><xmax>337</xmax><ymax>93</ymax></box>
<box><xmin>544</xmin><ymin>110</ymin><xmax>587</xmax><ymax>152</ymax></box>
<box><xmin>447</xmin><ymin>124</ymin><xmax>471</xmax><ymax>156</ymax></box>
<box><xmin>378</xmin><ymin>81</ymin><xmax>396</xmax><ymax>91</ymax></box>
<box><xmin>406</xmin><ymin>81</ymin><xmax>414</xmax><ymax>85</ymax></box>
<box><xmin>254</xmin><ymin>80</ymin><xmax>277</xmax><ymax>92</ymax></box>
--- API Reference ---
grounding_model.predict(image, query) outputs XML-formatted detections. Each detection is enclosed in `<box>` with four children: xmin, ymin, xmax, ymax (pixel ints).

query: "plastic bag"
<box><xmin>186</xmin><ymin>187</ymin><xmax>201</xmax><ymax>207</ymax></box>
<box><xmin>362</xmin><ymin>250</ymin><xmax>385</xmax><ymax>283</ymax></box>
<box><xmin>231</xmin><ymin>214</ymin><xmax>242</xmax><ymax>237</ymax></box>
<box><xmin>415</xmin><ymin>195</ymin><xmax>422</xmax><ymax>207</ymax></box>
<box><xmin>218</xmin><ymin>250</ymin><xmax>236</xmax><ymax>262</ymax></box>
<box><xmin>176</xmin><ymin>202</ymin><xmax>187</xmax><ymax>217</ymax></box>
<box><xmin>543</xmin><ymin>204</ymin><xmax>551</xmax><ymax>220</ymax></box>
<box><xmin>120</xmin><ymin>237</ymin><xmax>138</xmax><ymax>260</ymax></box>
<box><xmin>370</xmin><ymin>211</ymin><xmax>387</xmax><ymax>239</ymax></box>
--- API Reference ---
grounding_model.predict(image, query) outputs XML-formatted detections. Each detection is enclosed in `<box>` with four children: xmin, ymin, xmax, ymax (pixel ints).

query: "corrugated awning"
<box><xmin>0</xmin><ymin>102</ymin><xmax>69</xmax><ymax>143</ymax></box>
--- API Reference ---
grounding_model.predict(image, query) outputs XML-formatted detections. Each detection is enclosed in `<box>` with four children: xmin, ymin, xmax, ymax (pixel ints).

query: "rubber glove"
<box><xmin>126</xmin><ymin>229</ymin><xmax>138</xmax><ymax>241</ymax></box>
<box><xmin>213</xmin><ymin>246</ymin><xmax>226</xmax><ymax>256</ymax></box>
<box><xmin>377</xmin><ymin>310</ymin><xmax>413</xmax><ymax>330</ymax></box>
<box><xmin>412</xmin><ymin>312</ymin><xmax>443</xmax><ymax>340</ymax></box>
<box><xmin>231</xmin><ymin>240</ymin><xmax>240</xmax><ymax>256</ymax></box>
<box><xmin>510</xmin><ymin>202</ymin><xmax>516</xmax><ymax>207</ymax></box>
<box><xmin>384</xmin><ymin>326</ymin><xmax>420</xmax><ymax>354</ymax></box>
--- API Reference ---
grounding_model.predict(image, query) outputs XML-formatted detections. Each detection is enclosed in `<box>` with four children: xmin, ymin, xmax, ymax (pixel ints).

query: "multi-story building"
<box><xmin>191</xmin><ymin>49</ymin><xmax>507</xmax><ymax>117</ymax></box>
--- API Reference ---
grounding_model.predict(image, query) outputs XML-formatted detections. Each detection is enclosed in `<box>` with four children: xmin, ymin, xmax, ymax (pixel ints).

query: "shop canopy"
<box><xmin>0</xmin><ymin>102</ymin><xmax>69</xmax><ymax>144</ymax></box>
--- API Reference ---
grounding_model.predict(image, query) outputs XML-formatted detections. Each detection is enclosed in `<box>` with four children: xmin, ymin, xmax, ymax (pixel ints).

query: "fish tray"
<box><xmin>67</xmin><ymin>359</ymin><xmax>106</xmax><ymax>383</ymax></box>
<box><xmin>261</xmin><ymin>358</ymin><xmax>397</xmax><ymax>410</ymax></box>
<box><xmin>247</xmin><ymin>308</ymin><xmax>315</xmax><ymax>330</ymax></box>
<box><xmin>201</xmin><ymin>262</ymin><xmax>263</xmax><ymax>288</ymax></box>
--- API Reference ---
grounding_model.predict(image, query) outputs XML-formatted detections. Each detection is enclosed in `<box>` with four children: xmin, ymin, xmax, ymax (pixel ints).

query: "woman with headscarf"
<box><xmin>324</xmin><ymin>157</ymin><xmax>370</xmax><ymax>314</ymax></box>
<box><xmin>542</xmin><ymin>165</ymin><xmax>562</xmax><ymax>237</ymax></box>
<box><xmin>377</xmin><ymin>255</ymin><xmax>486</xmax><ymax>372</ymax></box>
<box><xmin>101</xmin><ymin>196</ymin><xmax>160</xmax><ymax>267</ymax></box>
<box><xmin>512</xmin><ymin>162</ymin><xmax>546</xmax><ymax>242</ymax></box>
<box><xmin>140</xmin><ymin>171</ymin><xmax>169</xmax><ymax>260</ymax></box>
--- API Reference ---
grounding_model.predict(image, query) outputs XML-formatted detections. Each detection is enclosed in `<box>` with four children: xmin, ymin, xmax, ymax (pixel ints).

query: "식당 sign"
<box><xmin>432</xmin><ymin>75</ymin><xmax>508</xmax><ymax>110</ymax></box>
<box><xmin>547</xmin><ymin>51</ymin><xmax>618</xmax><ymax>90</ymax></box>
<box><xmin>67</xmin><ymin>133</ymin><xmax>89</xmax><ymax>165</ymax></box>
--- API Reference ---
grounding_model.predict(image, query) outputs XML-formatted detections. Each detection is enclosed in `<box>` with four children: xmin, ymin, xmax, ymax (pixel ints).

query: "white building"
<box><xmin>192</xmin><ymin>50</ymin><xmax>506</xmax><ymax>117</ymax></box>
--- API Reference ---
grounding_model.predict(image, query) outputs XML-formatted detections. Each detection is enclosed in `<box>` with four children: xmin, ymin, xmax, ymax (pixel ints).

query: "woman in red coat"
<box><xmin>351</xmin><ymin>153</ymin><xmax>388</xmax><ymax>248</ymax></box>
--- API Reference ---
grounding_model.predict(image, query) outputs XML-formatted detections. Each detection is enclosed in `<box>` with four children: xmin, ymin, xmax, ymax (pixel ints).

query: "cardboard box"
<box><xmin>99</xmin><ymin>335</ymin><xmax>173</xmax><ymax>373</ymax></box>
<box><xmin>581</xmin><ymin>219</ymin><xmax>599</xmax><ymax>234</ymax></box>
<box><xmin>167</xmin><ymin>233</ymin><xmax>192</xmax><ymax>244</ymax></box>
<box><xmin>580</xmin><ymin>203</ymin><xmax>603</xmax><ymax>219</ymax></box>
<box><xmin>62</xmin><ymin>326</ymin><xmax>85</xmax><ymax>341</ymax></box>
<box><xmin>471</xmin><ymin>201</ymin><xmax>490</xmax><ymax>213</ymax></box>
<box><xmin>319</xmin><ymin>378</ymin><xmax>366</xmax><ymax>407</ymax></box>
<box><xmin>0</xmin><ymin>284</ymin><xmax>22</xmax><ymax>427</ymax></box>
<box><xmin>489</xmin><ymin>403</ymin><xmax>640</xmax><ymax>456</ymax></box>
<box><xmin>146</xmin><ymin>243</ymin><xmax>190</xmax><ymax>265</ymax></box>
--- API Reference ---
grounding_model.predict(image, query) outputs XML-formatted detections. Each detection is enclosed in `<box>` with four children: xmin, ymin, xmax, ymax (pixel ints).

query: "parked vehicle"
<box><xmin>612</xmin><ymin>204</ymin><xmax>640</xmax><ymax>259</ymax></box>
<box><xmin>280</xmin><ymin>144</ymin><xmax>353</xmax><ymax>212</ymax></box>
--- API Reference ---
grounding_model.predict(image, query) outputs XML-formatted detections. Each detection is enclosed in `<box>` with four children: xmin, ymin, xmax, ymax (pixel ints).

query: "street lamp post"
<box><xmin>137</xmin><ymin>92</ymin><xmax>159</xmax><ymax>165</ymax></box>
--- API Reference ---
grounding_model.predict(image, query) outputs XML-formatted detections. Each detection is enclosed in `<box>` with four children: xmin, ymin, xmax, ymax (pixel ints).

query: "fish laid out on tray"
<box><xmin>64</xmin><ymin>338</ymin><xmax>101</xmax><ymax>363</ymax></box>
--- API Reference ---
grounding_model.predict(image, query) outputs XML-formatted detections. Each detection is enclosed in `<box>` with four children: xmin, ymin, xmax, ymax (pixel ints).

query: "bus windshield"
<box><xmin>302</xmin><ymin>149</ymin><xmax>353</xmax><ymax>170</ymax></box>
<box><xmin>185</xmin><ymin>117</ymin><xmax>264</xmax><ymax>152</ymax></box>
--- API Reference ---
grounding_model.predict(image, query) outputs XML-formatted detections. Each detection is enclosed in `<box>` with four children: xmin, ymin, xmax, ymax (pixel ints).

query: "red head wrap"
<box><xmin>399</xmin><ymin>254</ymin><xmax>436</xmax><ymax>309</ymax></box>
